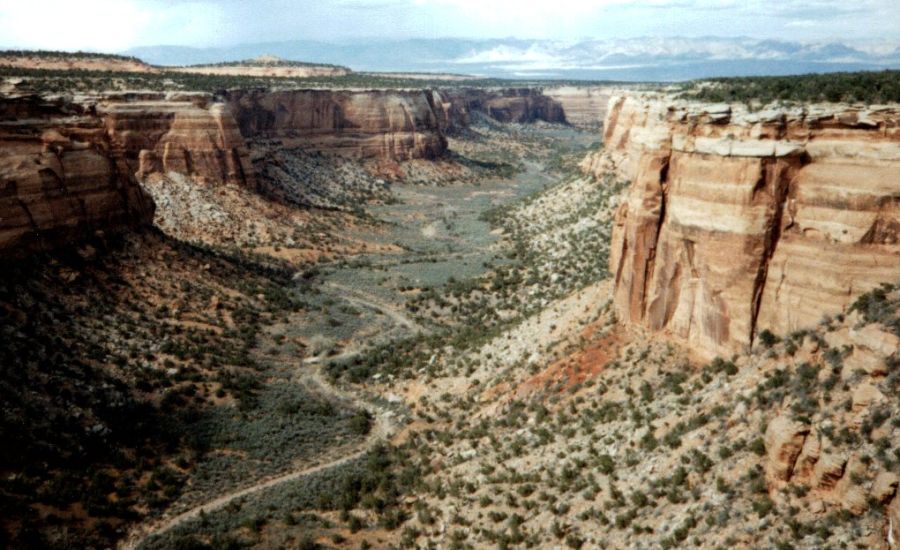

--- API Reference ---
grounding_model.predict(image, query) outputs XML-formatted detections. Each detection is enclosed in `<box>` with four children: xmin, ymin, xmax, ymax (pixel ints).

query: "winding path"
<box><xmin>325</xmin><ymin>281</ymin><xmax>424</xmax><ymax>333</ymax></box>
<box><xmin>118</xmin><ymin>364</ymin><xmax>396</xmax><ymax>550</ymax></box>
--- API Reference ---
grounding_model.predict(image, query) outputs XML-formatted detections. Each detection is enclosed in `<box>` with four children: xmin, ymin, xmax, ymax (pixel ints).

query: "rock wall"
<box><xmin>99</xmin><ymin>92</ymin><xmax>256</xmax><ymax>187</ymax></box>
<box><xmin>545</xmin><ymin>86</ymin><xmax>613</xmax><ymax>129</ymax></box>
<box><xmin>434</xmin><ymin>88</ymin><xmax>567</xmax><ymax>130</ymax></box>
<box><xmin>599</xmin><ymin>94</ymin><xmax>900</xmax><ymax>359</ymax></box>
<box><xmin>224</xmin><ymin>89</ymin><xmax>448</xmax><ymax>160</ymax></box>
<box><xmin>0</xmin><ymin>96</ymin><xmax>155</xmax><ymax>255</ymax></box>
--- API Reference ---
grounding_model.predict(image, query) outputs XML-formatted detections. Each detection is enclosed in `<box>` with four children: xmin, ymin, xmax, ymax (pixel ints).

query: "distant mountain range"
<box><xmin>125</xmin><ymin>37</ymin><xmax>900</xmax><ymax>82</ymax></box>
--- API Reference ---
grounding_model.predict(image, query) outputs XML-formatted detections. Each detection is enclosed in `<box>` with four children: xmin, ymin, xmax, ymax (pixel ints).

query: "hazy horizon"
<box><xmin>1</xmin><ymin>0</ymin><xmax>897</xmax><ymax>54</ymax></box>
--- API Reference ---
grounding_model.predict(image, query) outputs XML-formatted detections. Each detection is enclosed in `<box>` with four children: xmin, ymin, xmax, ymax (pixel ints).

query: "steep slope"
<box><xmin>595</xmin><ymin>94</ymin><xmax>900</xmax><ymax>359</ymax></box>
<box><xmin>224</xmin><ymin>89</ymin><xmax>448</xmax><ymax>160</ymax></box>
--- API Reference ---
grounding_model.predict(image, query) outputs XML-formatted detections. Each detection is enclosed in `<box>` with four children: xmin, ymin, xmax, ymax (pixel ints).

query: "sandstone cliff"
<box><xmin>545</xmin><ymin>86</ymin><xmax>613</xmax><ymax>129</ymax></box>
<box><xmin>100</xmin><ymin>92</ymin><xmax>256</xmax><ymax>187</ymax></box>
<box><xmin>434</xmin><ymin>88</ymin><xmax>567</xmax><ymax>130</ymax></box>
<box><xmin>0</xmin><ymin>95</ymin><xmax>155</xmax><ymax>255</ymax></box>
<box><xmin>598</xmin><ymin>94</ymin><xmax>900</xmax><ymax>359</ymax></box>
<box><xmin>0</xmin><ymin>86</ymin><xmax>568</xmax><ymax>256</ymax></box>
<box><xmin>224</xmin><ymin>89</ymin><xmax>448</xmax><ymax>160</ymax></box>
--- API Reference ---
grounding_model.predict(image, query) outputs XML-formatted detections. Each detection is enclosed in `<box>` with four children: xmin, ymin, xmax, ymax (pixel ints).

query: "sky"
<box><xmin>0</xmin><ymin>0</ymin><xmax>897</xmax><ymax>52</ymax></box>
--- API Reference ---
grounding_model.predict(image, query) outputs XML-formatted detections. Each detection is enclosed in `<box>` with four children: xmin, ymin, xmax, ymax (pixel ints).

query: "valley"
<box><xmin>0</xmin><ymin>57</ymin><xmax>897</xmax><ymax>550</ymax></box>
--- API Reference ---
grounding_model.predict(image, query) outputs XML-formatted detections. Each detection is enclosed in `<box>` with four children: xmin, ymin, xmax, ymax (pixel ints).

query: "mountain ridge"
<box><xmin>124</xmin><ymin>36</ymin><xmax>900</xmax><ymax>81</ymax></box>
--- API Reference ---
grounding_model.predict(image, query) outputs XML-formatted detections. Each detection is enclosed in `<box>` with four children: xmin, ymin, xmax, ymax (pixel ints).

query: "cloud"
<box><xmin>0</xmin><ymin>0</ymin><xmax>225</xmax><ymax>51</ymax></box>
<box><xmin>0</xmin><ymin>0</ymin><xmax>896</xmax><ymax>51</ymax></box>
<box><xmin>785</xmin><ymin>20</ymin><xmax>817</xmax><ymax>28</ymax></box>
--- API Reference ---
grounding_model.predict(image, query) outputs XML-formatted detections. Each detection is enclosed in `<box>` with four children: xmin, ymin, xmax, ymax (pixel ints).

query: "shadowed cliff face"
<box><xmin>434</xmin><ymin>88</ymin><xmax>568</xmax><ymax>130</ymax></box>
<box><xmin>597</xmin><ymin>94</ymin><xmax>900</xmax><ymax>359</ymax></box>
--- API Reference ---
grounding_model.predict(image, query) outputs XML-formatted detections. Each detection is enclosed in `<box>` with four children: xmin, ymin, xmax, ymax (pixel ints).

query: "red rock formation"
<box><xmin>0</xmin><ymin>86</ymin><xmax>568</xmax><ymax>256</ymax></box>
<box><xmin>224</xmin><ymin>89</ymin><xmax>448</xmax><ymax>160</ymax></box>
<box><xmin>99</xmin><ymin>94</ymin><xmax>255</xmax><ymax>187</ymax></box>
<box><xmin>0</xmin><ymin>96</ymin><xmax>155</xmax><ymax>255</ymax></box>
<box><xmin>434</xmin><ymin>88</ymin><xmax>567</xmax><ymax>130</ymax></box>
<box><xmin>600</xmin><ymin>94</ymin><xmax>900</xmax><ymax>359</ymax></box>
<box><xmin>545</xmin><ymin>86</ymin><xmax>613</xmax><ymax>129</ymax></box>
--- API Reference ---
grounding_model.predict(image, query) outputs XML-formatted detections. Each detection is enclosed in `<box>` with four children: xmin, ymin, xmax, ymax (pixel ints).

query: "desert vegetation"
<box><xmin>677</xmin><ymin>69</ymin><xmax>900</xmax><ymax>104</ymax></box>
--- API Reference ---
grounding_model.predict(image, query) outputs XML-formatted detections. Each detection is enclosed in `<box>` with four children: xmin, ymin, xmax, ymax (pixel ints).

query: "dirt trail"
<box><xmin>325</xmin><ymin>281</ymin><xmax>424</xmax><ymax>332</ymax></box>
<box><xmin>118</xmin><ymin>364</ymin><xmax>396</xmax><ymax>550</ymax></box>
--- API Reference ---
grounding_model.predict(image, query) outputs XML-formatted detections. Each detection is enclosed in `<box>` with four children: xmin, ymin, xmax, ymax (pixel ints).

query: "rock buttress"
<box><xmin>602</xmin><ymin>94</ymin><xmax>900</xmax><ymax>359</ymax></box>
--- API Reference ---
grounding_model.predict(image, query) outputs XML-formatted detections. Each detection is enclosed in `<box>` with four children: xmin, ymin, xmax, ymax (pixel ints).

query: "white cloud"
<box><xmin>0</xmin><ymin>0</ymin><xmax>896</xmax><ymax>51</ymax></box>
<box><xmin>0</xmin><ymin>0</ymin><xmax>225</xmax><ymax>51</ymax></box>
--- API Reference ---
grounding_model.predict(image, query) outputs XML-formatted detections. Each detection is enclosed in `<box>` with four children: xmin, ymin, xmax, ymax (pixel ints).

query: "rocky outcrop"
<box><xmin>434</xmin><ymin>88</ymin><xmax>567</xmax><ymax>130</ymax></box>
<box><xmin>224</xmin><ymin>89</ymin><xmax>448</xmax><ymax>160</ymax></box>
<box><xmin>99</xmin><ymin>93</ymin><xmax>256</xmax><ymax>187</ymax></box>
<box><xmin>545</xmin><ymin>86</ymin><xmax>613</xmax><ymax>129</ymax></box>
<box><xmin>764</xmin><ymin>415</ymin><xmax>810</xmax><ymax>483</ymax></box>
<box><xmin>600</xmin><ymin>94</ymin><xmax>900</xmax><ymax>359</ymax></box>
<box><xmin>0</xmin><ymin>88</ymin><xmax>449</xmax><ymax>255</ymax></box>
<box><xmin>0</xmin><ymin>95</ymin><xmax>156</xmax><ymax>255</ymax></box>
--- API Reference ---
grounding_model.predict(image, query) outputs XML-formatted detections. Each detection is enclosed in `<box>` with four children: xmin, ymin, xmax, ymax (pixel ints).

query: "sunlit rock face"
<box><xmin>0</xmin><ymin>88</ymin><xmax>451</xmax><ymax>255</ymax></box>
<box><xmin>545</xmin><ymin>86</ymin><xmax>613</xmax><ymax>129</ymax></box>
<box><xmin>599</xmin><ymin>94</ymin><xmax>900</xmax><ymax>359</ymax></box>
<box><xmin>0</xmin><ymin>96</ymin><xmax>156</xmax><ymax>255</ymax></box>
<box><xmin>224</xmin><ymin>89</ymin><xmax>449</xmax><ymax>160</ymax></box>
<box><xmin>99</xmin><ymin>92</ymin><xmax>256</xmax><ymax>187</ymax></box>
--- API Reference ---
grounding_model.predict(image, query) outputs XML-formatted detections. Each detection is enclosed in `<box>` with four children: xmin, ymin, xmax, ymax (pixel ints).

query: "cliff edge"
<box><xmin>594</xmin><ymin>93</ymin><xmax>900</xmax><ymax>359</ymax></box>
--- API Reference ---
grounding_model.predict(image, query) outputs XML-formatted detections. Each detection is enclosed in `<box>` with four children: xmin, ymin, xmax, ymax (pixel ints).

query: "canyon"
<box><xmin>0</xmin><ymin>63</ymin><xmax>897</xmax><ymax>550</ymax></box>
<box><xmin>594</xmin><ymin>94</ymin><xmax>900</xmax><ymax>359</ymax></box>
<box><xmin>0</xmin><ymin>87</ymin><xmax>570</xmax><ymax>256</ymax></box>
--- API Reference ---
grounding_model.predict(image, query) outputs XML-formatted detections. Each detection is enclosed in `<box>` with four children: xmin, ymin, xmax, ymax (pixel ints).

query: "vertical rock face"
<box><xmin>0</xmin><ymin>96</ymin><xmax>155</xmax><ymax>255</ymax></box>
<box><xmin>0</xmin><ymin>88</ymin><xmax>449</xmax><ymax>255</ymax></box>
<box><xmin>434</xmin><ymin>88</ymin><xmax>568</xmax><ymax>130</ymax></box>
<box><xmin>99</xmin><ymin>93</ymin><xmax>256</xmax><ymax>187</ymax></box>
<box><xmin>601</xmin><ymin>94</ymin><xmax>900</xmax><ymax>358</ymax></box>
<box><xmin>544</xmin><ymin>86</ymin><xmax>613</xmax><ymax>129</ymax></box>
<box><xmin>224</xmin><ymin>89</ymin><xmax>448</xmax><ymax>160</ymax></box>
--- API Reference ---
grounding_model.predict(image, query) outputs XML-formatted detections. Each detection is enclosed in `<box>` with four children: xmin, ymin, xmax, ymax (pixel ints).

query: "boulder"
<box><xmin>813</xmin><ymin>453</ymin><xmax>847</xmax><ymax>490</ymax></box>
<box><xmin>764</xmin><ymin>415</ymin><xmax>810</xmax><ymax>483</ymax></box>
<box><xmin>845</xmin><ymin>348</ymin><xmax>887</xmax><ymax>376</ymax></box>
<box><xmin>853</xmin><ymin>325</ymin><xmax>900</xmax><ymax>357</ymax></box>
<box><xmin>792</xmin><ymin>427</ymin><xmax>821</xmax><ymax>481</ymax></box>
<box><xmin>851</xmin><ymin>383</ymin><xmax>885</xmax><ymax>414</ymax></box>
<box><xmin>872</xmin><ymin>471</ymin><xmax>899</xmax><ymax>504</ymax></box>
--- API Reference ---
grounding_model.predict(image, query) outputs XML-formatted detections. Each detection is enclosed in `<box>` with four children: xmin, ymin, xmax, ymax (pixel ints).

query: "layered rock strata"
<box><xmin>0</xmin><ymin>86</ymin><xmax>568</xmax><ymax>255</ymax></box>
<box><xmin>434</xmin><ymin>88</ymin><xmax>567</xmax><ymax>130</ymax></box>
<box><xmin>100</xmin><ymin>93</ymin><xmax>256</xmax><ymax>187</ymax></box>
<box><xmin>224</xmin><ymin>89</ymin><xmax>448</xmax><ymax>160</ymax></box>
<box><xmin>545</xmin><ymin>86</ymin><xmax>613</xmax><ymax>129</ymax></box>
<box><xmin>0</xmin><ymin>96</ymin><xmax>155</xmax><ymax>255</ymax></box>
<box><xmin>598</xmin><ymin>94</ymin><xmax>900</xmax><ymax>358</ymax></box>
